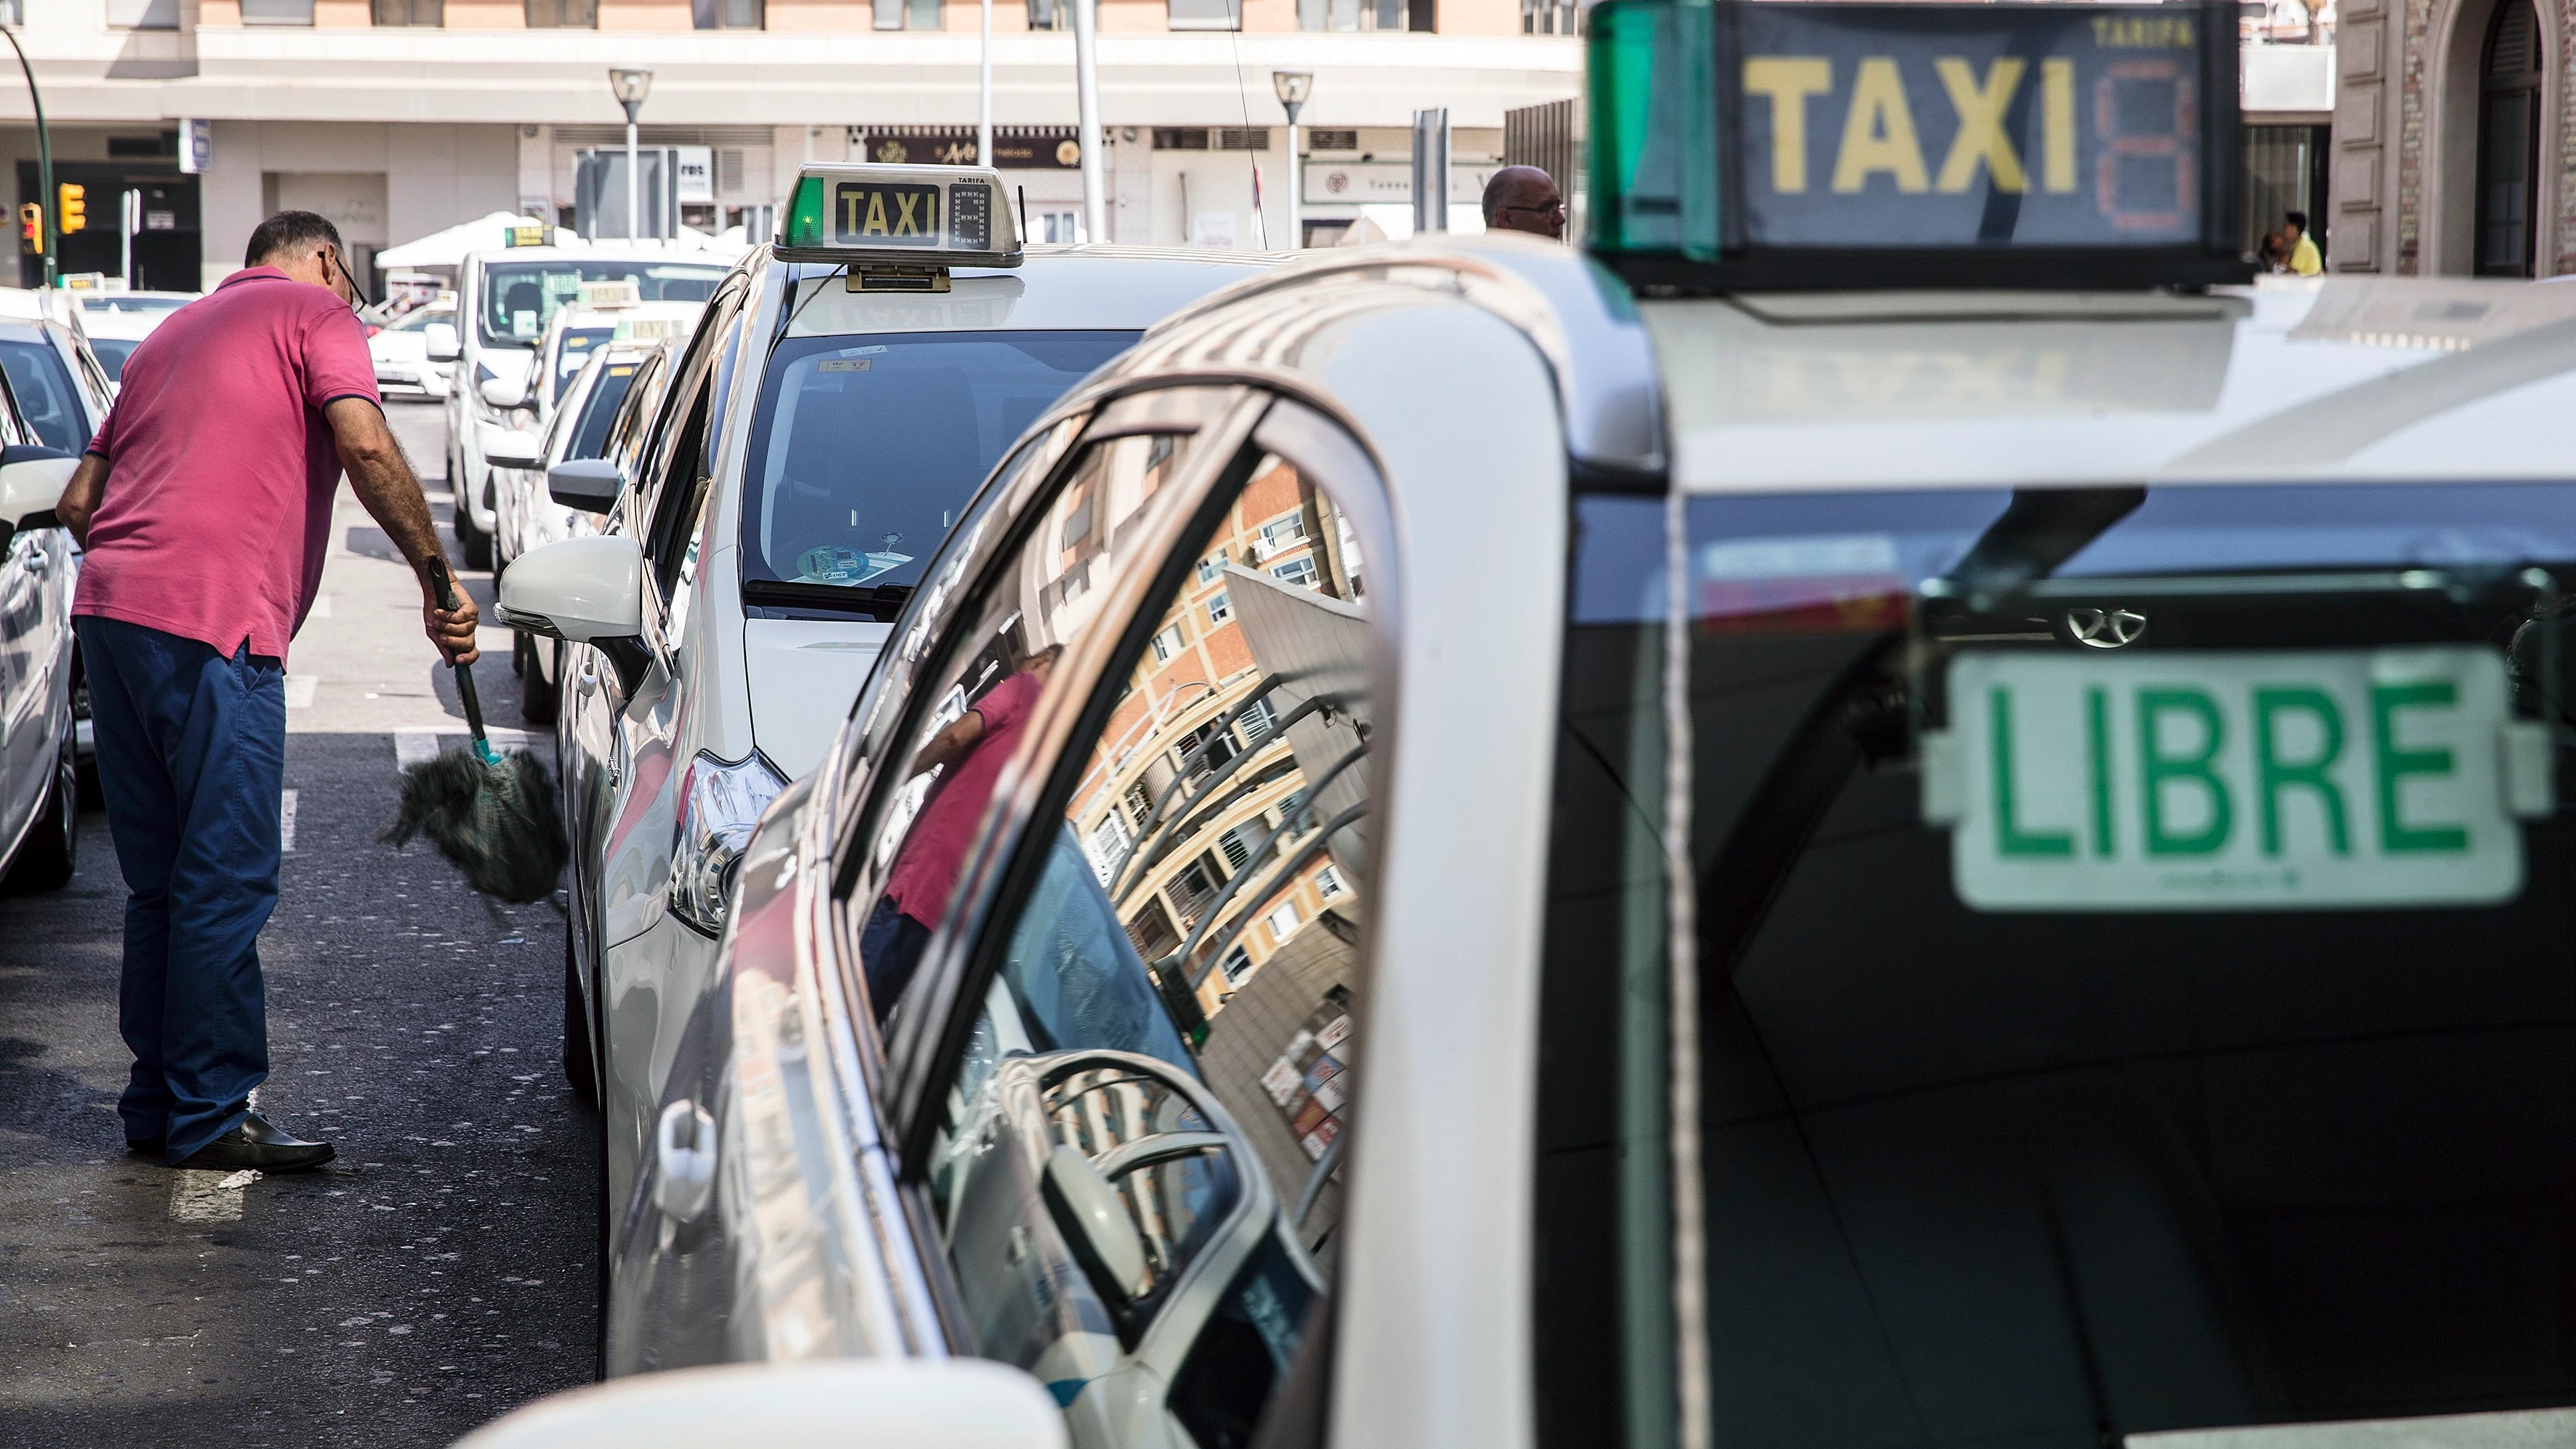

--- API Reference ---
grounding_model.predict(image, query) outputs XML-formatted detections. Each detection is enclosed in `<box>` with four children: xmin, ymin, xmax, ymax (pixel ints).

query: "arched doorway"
<box><xmin>2476</xmin><ymin>0</ymin><xmax>2543</xmax><ymax>275</ymax></box>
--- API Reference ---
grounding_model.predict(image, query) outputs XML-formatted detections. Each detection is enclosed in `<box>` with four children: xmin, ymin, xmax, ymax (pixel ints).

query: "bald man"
<box><xmin>1482</xmin><ymin>166</ymin><xmax>1565</xmax><ymax>240</ymax></box>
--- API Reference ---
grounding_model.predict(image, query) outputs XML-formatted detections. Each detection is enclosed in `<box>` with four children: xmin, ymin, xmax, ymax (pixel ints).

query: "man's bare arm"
<box><xmin>53</xmin><ymin>453</ymin><xmax>108</xmax><ymax>550</ymax></box>
<box><xmin>910</xmin><ymin>710</ymin><xmax>987</xmax><ymax>778</ymax></box>
<box><xmin>325</xmin><ymin>396</ymin><xmax>480</xmax><ymax>665</ymax></box>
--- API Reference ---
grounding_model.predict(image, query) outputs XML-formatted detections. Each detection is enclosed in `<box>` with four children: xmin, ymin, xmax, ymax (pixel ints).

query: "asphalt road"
<box><xmin>0</xmin><ymin>400</ymin><xmax>595</xmax><ymax>1446</ymax></box>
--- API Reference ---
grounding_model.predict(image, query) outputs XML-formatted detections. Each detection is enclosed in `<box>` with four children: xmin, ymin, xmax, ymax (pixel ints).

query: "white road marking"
<box><xmin>168</xmin><ymin>1169</ymin><xmax>260</xmax><ymax>1224</ymax></box>
<box><xmin>281</xmin><ymin>790</ymin><xmax>299</xmax><ymax>854</ymax></box>
<box><xmin>284</xmin><ymin>675</ymin><xmax>318</xmax><ymax>709</ymax></box>
<box><xmin>393</xmin><ymin>727</ymin><xmax>537</xmax><ymax>769</ymax></box>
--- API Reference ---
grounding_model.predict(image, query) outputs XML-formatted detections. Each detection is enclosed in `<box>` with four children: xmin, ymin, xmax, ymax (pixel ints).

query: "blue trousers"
<box><xmin>74</xmin><ymin>616</ymin><xmax>284</xmax><ymax>1159</ymax></box>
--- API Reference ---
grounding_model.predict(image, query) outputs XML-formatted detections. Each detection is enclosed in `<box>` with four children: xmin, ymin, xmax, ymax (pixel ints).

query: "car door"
<box><xmin>592</xmin><ymin>282</ymin><xmax>747</xmax><ymax>955</ymax></box>
<box><xmin>845</xmin><ymin>390</ymin><xmax>1394</xmax><ymax>1449</ymax></box>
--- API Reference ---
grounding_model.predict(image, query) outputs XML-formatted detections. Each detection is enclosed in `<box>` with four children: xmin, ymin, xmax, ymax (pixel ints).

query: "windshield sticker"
<box><xmin>795</xmin><ymin>544</ymin><xmax>913</xmax><ymax>586</ymax></box>
<box><xmin>1922</xmin><ymin>647</ymin><xmax>2553</xmax><ymax>911</ymax></box>
<box><xmin>1698</xmin><ymin>532</ymin><xmax>1909</xmax><ymax>634</ymax></box>
<box><xmin>819</xmin><ymin>358</ymin><xmax>872</xmax><ymax>372</ymax></box>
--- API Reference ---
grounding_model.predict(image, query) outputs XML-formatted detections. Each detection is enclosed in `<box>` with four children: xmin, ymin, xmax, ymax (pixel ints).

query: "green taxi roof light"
<box><xmin>785</xmin><ymin>173</ymin><xmax>826</xmax><ymax>249</ymax></box>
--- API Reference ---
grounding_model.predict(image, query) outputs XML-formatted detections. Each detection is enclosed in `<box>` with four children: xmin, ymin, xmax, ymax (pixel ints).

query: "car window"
<box><xmin>739</xmin><ymin>329</ymin><xmax>1136</xmax><ymax>596</ymax></box>
<box><xmin>1541</xmin><ymin>480</ymin><xmax>2576</xmax><ymax>1449</ymax></box>
<box><xmin>476</xmin><ymin>260</ymin><xmax>727</xmax><ymax>350</ymax></box>
<box><xmin>879</xmin><ymin>427</ymin><xmax>1378</xmax><ymax>1449</ymax></box>
<box><xmin>569</xmin><ymin>358</ymin><xmax>641</xmax><ymax>462</ymax></box>
<box><xmin>88</xmin><ymin>336</ymin><xmax>139</xmax><ymax>382</ymax></box>
<box><xmin>641</xmin><ymin>302</ymin><xmax>744</xmax><ymax>606</ymax></box>
<box><xmin>550</xmin><ymin>325</ymin><xmax>617</xmax><ymax>402</ymax></box>
<box><xmin>385</xmin><ymin>307</ymin><xmax>449</xmax><ymax>334</ymax></box>
<box><xmin>0</xmin><ymin>337</ymin><xmax>87</xmax><ymax>451</ymax></box>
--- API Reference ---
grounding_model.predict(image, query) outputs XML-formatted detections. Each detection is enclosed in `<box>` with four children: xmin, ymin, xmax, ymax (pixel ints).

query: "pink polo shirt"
<box><xmin>73</xmin><ymin>267</ymin><xmax>381</xmax><ymax>662</ymax></box>
<box><xmin>884</xmin><ymin>668</ymin><xmax>1046</xmax><ymax>926</ymax></box>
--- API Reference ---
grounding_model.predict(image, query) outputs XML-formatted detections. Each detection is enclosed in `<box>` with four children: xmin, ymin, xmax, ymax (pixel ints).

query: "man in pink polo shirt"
<box><xmin>54</xmin><ymin>211</ymin><xmax>479</xmax><ymax>1173</ymax></box>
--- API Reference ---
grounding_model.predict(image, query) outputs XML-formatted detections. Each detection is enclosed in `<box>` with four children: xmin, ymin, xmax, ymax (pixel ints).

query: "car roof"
<box><xmin>1645</xmin><ymin>276</ymin><xmax>2576</xmax><ymax>494</ymax></box>
<box><xmin>775</xmin><ymin>245</ymin><xmax>1287</xmax><ymax>339</ymax></box>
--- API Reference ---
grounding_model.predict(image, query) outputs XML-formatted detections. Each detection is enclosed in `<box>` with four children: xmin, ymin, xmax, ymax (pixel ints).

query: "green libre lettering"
<box><xmin>1989</xmin><ymin>686</ymin><xmax>2073</xmax><ymax>857</ymax></box>
<box><xmin>2252</xmin><ymin>687</ymin><xmax>2349</xmax><ymax>856</ymax></box>
<box><xmin>2138</xmin><ymin>688</ymin><xmax>2230</xmax><ymax>856</ymax></box>
<box><xmin>2370</xmin><ymin>681</ymin><xmax>2469</xmax><ymax>853</ymax></box>
<box><xmin>1744</xmin><ymin>55</ymin><xmax>2079</xmax><ymax>196</ymax></box>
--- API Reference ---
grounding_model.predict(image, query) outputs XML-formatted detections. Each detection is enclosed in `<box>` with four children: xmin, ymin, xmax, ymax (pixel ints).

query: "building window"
<box><xmin>1255</xmin><ymin>512</ymin><xmax>1309</xmax><ymax>558</ymax></box>
<box><xmin>1086</xmin><ymin>812</ymin><xmax>1133</xmax><ymax>886</ymax></box>
<box><xmin>1207</xmin><ymin>590</ymin><xmax>1234</xmax><ymax>626</ymax></box>
<box><xmin>1219</xmin><ymin>945</ymin><xmax>1254</xmax><ymax>986</ymax></box>
<box><xmin>1265</xmin><ymin>899</ymin><xmax>1301</xmax><ymax>944</ymax></box>
<box><xmin>1299</xmin><ymin>0</ymin><xmax>1421</xmax><ymax>29</ymax></box>
<box><xmin>2476</xmin><ymin>0</ymin><xmax>2542</xmax><ymax>276</ymax></box>
<box><xmin>240</xmin><ymin>0</ymin><xmax>316</xmax><ymax>22</ymax></box>
<box><xmin>1027</xmin><ymin>0</ymin><xmax>1062</xmax><ymax>25</ymax></box>
<box><xmin>878</xmin><ymin>0</ymin><xmax>942</xmax><ymax>28</ymax></box>
<box><xmin>1237</xmin><ymin>696</ymin><xmax>1275</xmax><ymax>742</ymax></box>
<box><xmin>1168</xmin><ymin>0</ymin><xmax>1239</xmax><ymax>28</ymax></box>
<box><xmin>1124</xmin><ymin>783</ymin><xmax>1155</xmax><ymax>830</ymax></box>
<box><xmin>0</xmin><ymin>0</ymin><xmax>20</xmax><ymax>22</ymax></box>
<box><xmin>1272</xmin><ymin>555</ymin><xmax>1321</xmax><ymax>590</ymax></box>
<box><xmin>694</xmin><ymin>0</ymin><xmax>763</xmax><ymax>25</ymax></box>
<box><xmin>1317</xmin><ymin>862</ymin><xmax>1347</xmax><ymax>899</ymax></box>
<box><xmin>372</xmin><ymin>0</ymin><xmax>442</xmax><ymax>20</ymax></box>
<box><xmin>1195</xmin><ymin>549</ymin><xmax>1229</xmax><ymax>585</ymax></box>
<box><xmin>1150</xmin><ymin>623</ymin><xmax>1187</xmax><ymax>665</ymax></box>
<box><xmin>1036</xmin><ymin>210</ymin><xmax>1081</xmax><ymax>244</ymax></box>
<box><xmin>1219</xmin><ymin>822</ymin><xmax>1260</xmax><ymax>872</ymax></box>
<box><xmin>524</xmin><ymin>0</ymin><xmax>596</xmax><ymax>23</ymax></box>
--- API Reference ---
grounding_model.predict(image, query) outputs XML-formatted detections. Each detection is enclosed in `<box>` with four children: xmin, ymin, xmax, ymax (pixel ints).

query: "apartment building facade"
<box><xmin>0</xmin><ymin>0</ymin><xmax>1581</xmax><ymax>292</ymax></box>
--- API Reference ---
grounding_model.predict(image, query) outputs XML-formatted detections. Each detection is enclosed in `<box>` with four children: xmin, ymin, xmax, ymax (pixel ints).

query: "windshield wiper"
<box><xmin>741</xmin><ymin>577</ymin><xmax>911</xmax><ymax>621</ymax></box>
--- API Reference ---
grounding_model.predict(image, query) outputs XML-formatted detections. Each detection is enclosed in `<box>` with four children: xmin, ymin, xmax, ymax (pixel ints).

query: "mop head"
<box><xmin>381</xmin><ymin>745</ymin><xmax>568</xmax><ymax>904</ymax></box>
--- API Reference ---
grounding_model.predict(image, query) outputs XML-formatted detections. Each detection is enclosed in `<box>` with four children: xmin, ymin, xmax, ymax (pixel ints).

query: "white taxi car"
<box><xmin>442</xmin><ymin>244</ymin><xmax>735</xmax><ymax>569</ymax></box>
<box><xmin>0</xmin><ymin>427</ymin><xmax>86</xmax><ymax>891</ymax></box>
<box><xmin>472</xmin><ymin>4</ymin><xmax>2576</xmax><ymax>1447</ymax></box>
<box><xmin>493</xmin><ymin>164</ymin><xmax>1279</xmax><ymax>1240</ymax></box>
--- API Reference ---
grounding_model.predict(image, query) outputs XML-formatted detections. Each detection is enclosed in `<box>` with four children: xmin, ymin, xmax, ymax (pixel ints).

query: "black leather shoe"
<box><xmin>169</xmin><ymin>1112</ymin><xmax>334</xmax><ymax>1173</ymax></box>
<box><xmin>126</xmin><ymin>1136</ymin><xmax>164</xmax><ymax>1157</ymax></box>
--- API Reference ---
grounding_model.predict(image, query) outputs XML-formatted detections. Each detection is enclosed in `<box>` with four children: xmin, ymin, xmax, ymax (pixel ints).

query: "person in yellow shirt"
<box><xmin>2285</xmin><ymin>211</ymin><xmax>2324</xmax><ymax>275</ymax></box>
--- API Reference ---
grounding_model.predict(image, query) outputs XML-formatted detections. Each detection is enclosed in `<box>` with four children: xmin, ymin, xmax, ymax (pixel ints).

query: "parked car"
<box><xmin>0</xmin><ymin>420</ymin><xmax>85</xmax><ymax>891</ymax></box>
<box><xmin>73</xmin><ymin>288</ymin><xmax>197</xmax><ymax>384</ymax></box>
<box><xmin>370</xmin><ymin>303</ymin><xmax>457</xmax><ymax>401</ymax></box>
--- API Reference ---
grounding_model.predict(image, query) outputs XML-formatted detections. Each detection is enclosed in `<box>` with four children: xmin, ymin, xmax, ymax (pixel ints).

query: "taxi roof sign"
<box><xmin>777</xmin><ymin>163</ymin><xmax>1024</xmax><ymax>274</ymax></box>
<box><xmin>1588</xmin><ymin>0</ymin><xmax>2251</xmax><ymax>292</ymax></box>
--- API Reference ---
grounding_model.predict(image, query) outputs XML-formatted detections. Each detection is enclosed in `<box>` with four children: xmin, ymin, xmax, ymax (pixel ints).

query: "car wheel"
<box><xmin>521</xmin><ymin>637</ymin><xmax>560</xmax><ymax>726</ymax></box>
<box><xmin>4</xmin><ymin>731</ymin><xmax>78</xmax><ymax>893</ymax></box>
<box><xmin>456</xmin><ymin>500</ymin><xmax>494</xmax><ymax>572</ymax></box>
<box><xmin>564</xmin><ymin>928</ymin><xmax>599</xmax><ymax>1107</ymax></box>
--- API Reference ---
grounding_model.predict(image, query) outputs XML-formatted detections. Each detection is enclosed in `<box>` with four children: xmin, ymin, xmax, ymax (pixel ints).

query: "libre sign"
<box><xmin>1925</xmin><ymin>649</ymin><xmax>2555</xmax><ymax>911</ymax></box>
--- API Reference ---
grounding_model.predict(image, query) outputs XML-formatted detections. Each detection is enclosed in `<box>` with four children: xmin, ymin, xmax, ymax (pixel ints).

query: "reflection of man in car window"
<box><xmin>862</xmin><ymin>643</ymin><xmax>1064</xmax><ymax>1011</ymax></box>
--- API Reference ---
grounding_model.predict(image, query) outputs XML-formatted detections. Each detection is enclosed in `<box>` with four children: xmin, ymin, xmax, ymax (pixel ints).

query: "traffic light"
<box><xmin>17</xmin><ymin>203</ymin><xmax>36</xmax><ymax>254</ymax></box>
<box><xmin>56</xmin><ymin>183</ymin><xmax>84</xmax><ymax>235</ymax></box>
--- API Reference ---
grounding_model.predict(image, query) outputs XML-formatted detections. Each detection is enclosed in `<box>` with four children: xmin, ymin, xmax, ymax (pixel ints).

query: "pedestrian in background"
<box><xmin>1483</xmin><ymin>165</ymin><xmax>1568</xmax><ymax>240</ymax></box>
<box><xmin>53</xmin><ymin>210</ymin><xmax>479</xmax><ymax>1173</ymax></box>
<box><xmin>2284</xmin><ymin>211</ymin><xmax>2324</xmax><ymax>276</ymax></box>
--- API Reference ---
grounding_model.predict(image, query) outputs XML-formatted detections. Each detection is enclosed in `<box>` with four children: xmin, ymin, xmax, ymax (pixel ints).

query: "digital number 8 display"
<box><xmin>2095</xmin><ymin>59</ymin><xmax>2197</xmax><ymax>233</ymax></box>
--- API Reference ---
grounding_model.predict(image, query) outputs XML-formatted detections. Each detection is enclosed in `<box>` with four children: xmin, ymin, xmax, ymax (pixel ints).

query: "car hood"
<box><xmin>372</xmin><ymin>334</ymin><xmax>425</xmax><ymax>361</ymax></box>
<box><xmin>743</xmin><ymin>617</ymin><xmax>894</xmax><ymax>778</ymax></box>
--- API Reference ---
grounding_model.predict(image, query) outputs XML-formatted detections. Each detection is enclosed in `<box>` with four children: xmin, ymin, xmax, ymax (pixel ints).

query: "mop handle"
<box><xmin>424</xmin><ymin>557</ymin><xmax>497</xmax><ymax>765</ymax></box>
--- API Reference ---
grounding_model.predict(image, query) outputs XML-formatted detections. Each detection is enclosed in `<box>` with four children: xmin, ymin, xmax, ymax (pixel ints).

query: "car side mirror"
<box><xmin>455</xmin><ymin>1359</ymin><xmax>1070</xmax><ymax>1449</ymax></box>
<box><xmin>0</xmin><ymin>443</ymin><xmax>78</xmax><ymax>545</ymax></box>
<box><xmin>479</xmin><ymin>374</ymin><xmax>528</xmax><ymax>409</ymax></box>
<box><xmin>483</xmin><ymin>427</ymin><xmax>546</xmax><ymax>471</ymax></box>
<box><xmin>423</xmin><ymin>321</ymin><xmax>458</xmax><ymax>363</ymax></box>
<box><xmin>547</xmin><ymin>457</ymin><xmax>626</xmax><ymax>513</ymax></box>
<box><xmin>497</xmin><ymin>534</ymin><xmax>649</xmax><ymax>694</ymax></box>
<box><xmin>1040</xmin><ymin>1144</ymin><xmax>1148</xmax><ymax>1310</ymax></box>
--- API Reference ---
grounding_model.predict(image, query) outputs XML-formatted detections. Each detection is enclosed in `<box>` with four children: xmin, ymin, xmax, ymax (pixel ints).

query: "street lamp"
<box><xmin>609</xmin><ymin>67</ymin><xmax>653</xmax><ymax>241</ymax></box>
<box><xmin>1272</xmin><ymin>71</ymin><xmax>1312</xmax><ymax>250</ymax></box>
<box><xmin>0</xmin><ymin>26</ymin><xmax>53</xmax><ymax>286</ymax></box>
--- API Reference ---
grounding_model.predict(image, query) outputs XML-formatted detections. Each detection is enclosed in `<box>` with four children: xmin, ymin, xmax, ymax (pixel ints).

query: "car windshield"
<box><xmin>386</xmin><ymin>308</ymin><xmax>451</xmax><ymax>335</ymax></box>
<box><xmin>0</xmin><ymin>337</ymin><xmax>86</xmax><ymax>451</ymax></box>
<box><xmin>476</xmin><ymin>261</ymin><xmax>724</xmax><ymax>349</ymax></box>
<box><xmin>1554</xmin><ymin>480</ymin><xmax>2576</xmax><ymax>1449</ymax></box>
<box><xmin>568</xmin><ymin>359</ymin><xmax>640</xmax><ymax>462</ymax></box>
<box><xmin>87</xmin><ymin>336</ymin><xmax>139</xmax><ymax>382</ymax></box>
<box><xmin>738</xmin><ymin>329</ymin><xmax>1134</xmax><ymax>595</ymax></box>
<box><xmin>550</xmin><ymin>326</ymin><xmax>615</xmax><ymax>402</ymax></box>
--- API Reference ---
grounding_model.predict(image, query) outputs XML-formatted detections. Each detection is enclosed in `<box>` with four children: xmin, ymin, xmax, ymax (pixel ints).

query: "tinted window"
<box><xmin>476</xmin><ymin>260</ymin><xmax>726</xmax><ymax>349</ymax></box>
<box><xmin>569</xmin><ymin>361</ymin><xmax>639</xmax><ymax>462</ymax></box>
<box><xmin>0</xmin><ymin>339</ymin><xmax>86</xmax><ymax>451</ymax></box>
<box><xmin>739</xmin><ymin>330</ymin><xmax>1134</xmax><ymax>595</ymax></box>
<box><xmin>880</xmin><ymin>432</ymin><xmax>1372</xmax><ymax>1449</ymax></box>
<box><xmin>1542</xmin><ymin>481</ymin><xmax>2576</xmax><ymax>1449</ymax></box>
<box><xmin>87</xmin><ymin>337</ymin><xmax>139</xmax><ymax>382</ymax></box>
<box><xmin>550</xmin><ymin>325</ymin><xmax>616</xmax><ymax>401</ymax></box>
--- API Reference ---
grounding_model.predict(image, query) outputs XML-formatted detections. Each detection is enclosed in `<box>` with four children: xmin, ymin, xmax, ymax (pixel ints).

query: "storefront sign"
<box><xmin>855</xmin><ymin>127</ymin><xmax>1084</xmax><ymax>170</ymax></box>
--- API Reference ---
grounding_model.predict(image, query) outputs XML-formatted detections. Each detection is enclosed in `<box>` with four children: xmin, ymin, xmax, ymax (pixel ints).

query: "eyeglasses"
<box><xmin>1499</xmin><ymin>199</ymin><xmax>1568</xmax><ymax>217</ymax></box>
